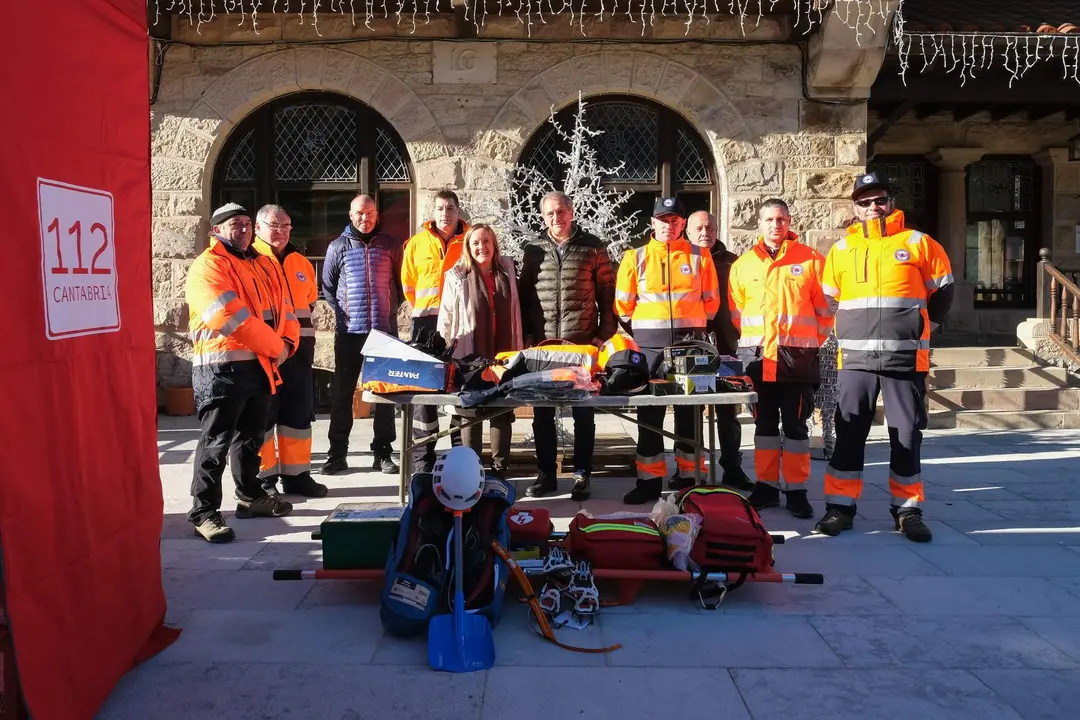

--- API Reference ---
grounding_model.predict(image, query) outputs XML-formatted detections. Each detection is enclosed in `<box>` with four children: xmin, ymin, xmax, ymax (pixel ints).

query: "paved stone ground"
<box><xmin>97</xmin><ymin>412</ymin><xmax>1080</xmax><ymax>720</ymax></box>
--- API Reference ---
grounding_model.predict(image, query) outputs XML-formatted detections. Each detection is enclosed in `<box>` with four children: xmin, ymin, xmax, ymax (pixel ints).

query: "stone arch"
<box><xmin>153</xmin><ymin>47</ymin><xmax>449</xmax><ymax>221</ymax></box>
<box><xmin>482</xmin><ymin>51</ymin><xmax>754</xmax><ymax>244</ymax></box>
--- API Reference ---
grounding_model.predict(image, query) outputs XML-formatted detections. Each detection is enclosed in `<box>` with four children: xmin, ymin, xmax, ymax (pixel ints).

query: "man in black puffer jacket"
<box><xmin>687</xmin><ymin>210</ymin><xmax>753</xmax><ymax>492</ymax></box>
<box><xmin>518</xmin><ymin>191</ymin><xmax>617</xmax><ymax>501</ymax></box>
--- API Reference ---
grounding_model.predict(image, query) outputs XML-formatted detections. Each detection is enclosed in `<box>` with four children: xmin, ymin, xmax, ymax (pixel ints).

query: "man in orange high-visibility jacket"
<box><xmin>185</xmin><ymin>203</ymin><xmax>299</xmax><ymax>543</ymax></box>
<box><xmin>253</xmin><ymin>204</ymin><xmax>328</xmax><ymax>500</ymax></box>
<box><xmin>402</xmin><ymin>190</ymin><xmax>469</xmax><ymax>473</ymax></box>
<box><xmin>729</xmin><ymin>198</ymin><xmax>833</xmax><ymax>520</ymax></box>
<box><xmin>816</xmin><ymin>171</ymin><xmax>954</xmax><ymax>542</ymax></box>
<box><xmin>616</xmin><ymin>196</ymin><xmax>720</xmax><ymax>505</ymax></box>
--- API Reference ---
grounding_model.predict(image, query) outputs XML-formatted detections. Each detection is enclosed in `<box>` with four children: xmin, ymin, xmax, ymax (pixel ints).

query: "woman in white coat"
<box><xmin>437</xmin><ymin>224</ymin><xmax>523</xmax><ymax>478</ymax></box>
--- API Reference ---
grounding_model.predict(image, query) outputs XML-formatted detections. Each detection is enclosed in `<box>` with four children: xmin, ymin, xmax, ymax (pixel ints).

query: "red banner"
<box><xmin>0</xmin><ymin>2</ymin><xmax>173</xmax><ymax>718</ymax></box>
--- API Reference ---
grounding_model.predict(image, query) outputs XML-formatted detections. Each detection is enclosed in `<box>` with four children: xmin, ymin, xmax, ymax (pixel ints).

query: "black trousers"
<box><xmin>409</xmin><ymin>316</ymin><xmax>460</xmax><ymax>471</ymax></box>
<box><xmin>826</xmin><ymin>369</ymin><xmax>928</xmax><ymax>509</ymax></box>
<box><xmin>534</xmin><ymin>406</ymin><xmax>596</xmax><ymax>475</ymax></box>
<box><xmin>189</xmin><ymin>390</ymin><xmax>271</xmax><ymax>525</ymax></box>
<box><xmin>327</xmin><ymin>332</ymin><xmax>396</xmax><ymax>460</ymax></box>
<box><xmin>710</xmin><ymin>403</ymin><xmax>743</xmax><ymax>471</ymax></box>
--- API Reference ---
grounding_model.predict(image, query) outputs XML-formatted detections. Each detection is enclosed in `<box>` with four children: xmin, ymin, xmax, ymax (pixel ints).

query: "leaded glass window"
<box><xmin>212</xmin><ymin>92</ymin><xmax>414</xmax><ymax>256</ymax></box>
<box><xmin>521</xmin><ymin>96</ymin><xmax>717</xmax><ymax>244</ymax></box>
<box><xmin>223</xmin><ymin>128</ymin><xmax>255</xmax><ymax>182</ymax></box>
<box><xmin>274</xmin><ymin>104</ymin><xmax>358</xmax><ymax>182</ymax></box>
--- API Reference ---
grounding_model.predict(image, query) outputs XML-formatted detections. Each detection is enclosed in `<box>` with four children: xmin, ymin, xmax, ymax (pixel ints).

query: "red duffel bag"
<box><xmin>564</xmin><ymin>514</ymin><xmax>667</xmax><ymax>570</ymax></box>
<box><xmin>675</xmin><ymin>486</ymin><xmax>775</xmax><ymax>582</ymax></box>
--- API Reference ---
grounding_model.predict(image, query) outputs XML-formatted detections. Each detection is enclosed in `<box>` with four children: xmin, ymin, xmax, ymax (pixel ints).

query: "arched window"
<box><xmin>519</xmin><ymin>96</ymin><xmax>717</xmax><ymax>245</ymax></box>
<box><xmin>212</xmin><ymin>92</ymin><xmax>414</xmax><ymax>257</ymax></box>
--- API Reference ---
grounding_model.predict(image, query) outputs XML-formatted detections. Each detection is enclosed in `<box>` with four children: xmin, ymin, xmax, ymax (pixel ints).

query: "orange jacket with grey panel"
<box><xmin>615</xmin><ymin>237</ymin><xmax>720</xmax><ymax>348</ymax></box>
<box><xmin>728</xmin><ymin>234</ymin><xmax>833</xmax><ymax>383</ymax></box>
<box><xmin>185</xmin><ymin>236</ymin><xmax>300</xmax><ymax>400</ymax></box>
<box><xmin>822</xmin><ymin>210</ymin><xmax>954</xmax><ymax>373</ymax></box>
<box><xmin>254</xmin><ymin>238</ymin><xmax>318</xmax><ymax>348</ymax></box>
<box><xmin>401</xmin><ymin>220</ymin><xmax>469</xmax><ymax>318</ymax></box>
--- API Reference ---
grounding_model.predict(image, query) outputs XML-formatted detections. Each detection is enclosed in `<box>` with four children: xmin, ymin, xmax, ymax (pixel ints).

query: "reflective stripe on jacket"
<box><xmin>822</xmin><ymin>210</ymin><xmax>954</xmax><ymax>373</ymax></box>
<box><xmin>186</xmin><ymin>236</ymin><xmax>300</xmax><ymax>394</ymax></box>
<box><xmin>402</xmin><ymin>220</ymin><xmax>468</xmax><ymax>318</ymax></box>
<box><xmin>728</xmin><ymin>234</ymin><xmax>832</xmax><ymax>383</ymax></box>
<box><xmin>321</xmin><ymin>225</ymin><xmax>403</xmax><ymax>335</ymax></box>
<box><xmin>254</xmin><ymin>239</ymin><xmax>319</xmax><ymax>344</ymax></box>
<box><xmin>614</xmin><ymin>237</ymin><xmax>719</xmax><ymax>347</ymax></box>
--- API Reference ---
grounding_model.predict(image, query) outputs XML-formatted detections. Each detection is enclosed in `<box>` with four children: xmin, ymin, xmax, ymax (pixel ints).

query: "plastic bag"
<box><xmin>660</xmin><ymin>512</ymin><xmax>703</xmax><ymax>571</ymax></box>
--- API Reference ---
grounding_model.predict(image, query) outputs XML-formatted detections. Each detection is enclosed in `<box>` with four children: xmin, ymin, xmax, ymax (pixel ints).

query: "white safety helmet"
<box><xmin>432</xmin><ymin>446</ymin><xmax>485</xmax><ymax>511</ymax></box>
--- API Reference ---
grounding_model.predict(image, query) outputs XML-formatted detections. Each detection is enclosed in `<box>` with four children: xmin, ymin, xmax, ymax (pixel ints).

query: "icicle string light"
<box><xmin>156</xmin><ymin>0</ymin><xmax>894</xmax><ymax>38</ymax></box>
<box><xmin>154</xmin><ymin>0</ymin><xmax>1080</xmax><ymax>86</ymax></box>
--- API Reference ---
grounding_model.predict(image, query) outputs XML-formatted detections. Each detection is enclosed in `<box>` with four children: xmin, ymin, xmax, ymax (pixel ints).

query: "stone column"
<box><xmin>927</xmin><ymin>147</ymin><xmax>985</xmax><ymax>336</ymax></box>
<box><xmin>1034</xmin><ymin>148</ymin><xmax>1079</xmax><ymax>265</ymax></box>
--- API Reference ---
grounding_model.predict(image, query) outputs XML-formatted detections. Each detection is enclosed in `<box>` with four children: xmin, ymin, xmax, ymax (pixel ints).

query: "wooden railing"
<box><xmin>1036</xmin><ymin>248</ymin><xmax>1080</xmax><ymax>367</ymax></box>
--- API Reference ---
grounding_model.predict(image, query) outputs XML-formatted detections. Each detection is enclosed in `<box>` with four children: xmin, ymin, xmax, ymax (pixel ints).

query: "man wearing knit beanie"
<box><xmin>184</xmin><ymin>202</ymin><xmax>299</xmax><ymax>542</ymax></box>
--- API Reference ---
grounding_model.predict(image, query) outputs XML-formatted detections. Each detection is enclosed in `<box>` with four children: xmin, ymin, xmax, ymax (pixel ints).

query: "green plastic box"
<box><xmin>320</xmin><ymin>503</ymin><xmax>404</xmax><ymax>570</ymax></box>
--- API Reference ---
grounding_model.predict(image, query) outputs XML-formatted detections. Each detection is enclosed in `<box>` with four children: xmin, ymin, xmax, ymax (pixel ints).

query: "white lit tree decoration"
<box><xmin>469</xmin><ymin>93</ymin><xmax>641</xmax><ymax>265</ymax></box>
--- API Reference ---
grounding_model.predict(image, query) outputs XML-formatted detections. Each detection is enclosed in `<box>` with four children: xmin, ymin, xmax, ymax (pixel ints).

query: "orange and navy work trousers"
<box><xmin>825</xmin><ymin>369</ymin><xmax>927</xmax><ymax>511</ymax></box>
<box><xmin>635</xmin><ymin>405</ymin><xmax>703</xmax><ymax>483</ymax></box>
<box><xmin>260</xmin><ymin>341</ymin><xmax>315</xmax><ymax>485</ymax></box>
<box><xmin>751</xmin><ymin>380</ymin><xmax>814</xmax><ymax>490</ymax></box>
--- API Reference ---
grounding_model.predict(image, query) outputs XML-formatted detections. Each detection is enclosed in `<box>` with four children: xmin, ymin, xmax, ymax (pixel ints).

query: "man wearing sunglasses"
<box><xmin>816</xmin><ymin>172</ymin><xmax>954</xmax><ymax>542</ymax></box>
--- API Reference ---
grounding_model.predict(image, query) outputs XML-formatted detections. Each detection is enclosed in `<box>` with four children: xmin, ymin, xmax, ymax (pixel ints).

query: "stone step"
<box><xmin>927</xmin><ymin>409</ymin><xmax>1080</xmax><ymax>430</ymax></box>
<box><xmin>928</xmin><ymin>365</ymin><xmax>1068</xmax><ymax>389</ymax></box>
<box><xmin>928</xmin><ymin>346</ymin><xmax>1034</xmax><ymax>368</ymax></box>
<box><xmin>926</xmin><ymin>387</ymin><xmax>1080</xmax><ymax>412</ymax></box>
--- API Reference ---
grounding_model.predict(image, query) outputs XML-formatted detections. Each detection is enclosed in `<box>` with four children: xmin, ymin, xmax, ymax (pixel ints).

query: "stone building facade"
<box><xmin>150</xmin><ymin>9</ymin><xmax>887</xmax><ymax>398</ymax></box>
<box><xmin>870</xmin><ymin>112</ymin><xmax>1080</xmax><ymax>340</ymax></box>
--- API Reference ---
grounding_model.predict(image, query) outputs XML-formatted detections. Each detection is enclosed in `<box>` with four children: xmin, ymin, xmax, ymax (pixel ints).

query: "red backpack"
<box><xmin>675</xmin><ymin>486</ymin><xmax>774</xmax><ymax>602</ymax></box>
<box><xmin>564</xmin><ymin>515</ymin><xmax>667</xmax><ymax>571</ymax></box>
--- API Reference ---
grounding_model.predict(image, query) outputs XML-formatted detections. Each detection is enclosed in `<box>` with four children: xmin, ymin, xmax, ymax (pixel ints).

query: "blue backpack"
<box><xmin>380</xmin><ymin>473</ymin><xmax>516</xmax><ymax>637</ymax></box>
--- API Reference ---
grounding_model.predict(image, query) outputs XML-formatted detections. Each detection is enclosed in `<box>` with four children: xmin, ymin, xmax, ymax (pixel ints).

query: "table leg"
<box><xmin>693</xmin><ymin>407</ymin><xmax>703</xmax><ymax>487</ymax></box>
<box><xmin>707</xmin><ymin>405</ymin><xmax>717</xmax><ymax>486</ymax></box>
<box><xmin>399</xmin><ymin>402</ymin><xmax>413</xmax><ymax>505</ymax></box>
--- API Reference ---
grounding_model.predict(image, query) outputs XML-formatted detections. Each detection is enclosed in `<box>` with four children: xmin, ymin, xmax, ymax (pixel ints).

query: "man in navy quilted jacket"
<box><xmin>321</xmin><ymin>193</ymin><xmax>404</xmax><ymax>475</ymax></box>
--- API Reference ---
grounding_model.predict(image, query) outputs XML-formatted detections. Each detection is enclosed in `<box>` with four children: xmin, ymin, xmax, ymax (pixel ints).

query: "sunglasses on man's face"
<box><xmin>855</xmin><ymin>196</ymin><xmax>892</xmax><ymax>208</ymax></box>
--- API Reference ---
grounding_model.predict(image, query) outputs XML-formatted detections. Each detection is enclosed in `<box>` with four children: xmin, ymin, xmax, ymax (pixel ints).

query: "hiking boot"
<box><xmin>784</xmin><ymin>489</ymin><xmax>814</xmax><ymax>519</ymax></box>
<box><xmin>320</xmin><ymin>456</ymin><xmax>347</xmax><ymax>475</ymax></box>
<box><xmin>193</xmin><ymin>513</ymin><xmax>235</xmax><ymax>543</ymax></box>
<box><xmin>894</xmin><ymin>508</ymin><xmax>933</xmax><ymax>543</ymax></box>
<box><xmin>813</xmin><ymin>505</ymin><xmax>855</xmax><ymax>536</ymax></box>
<box><xmin>668</xmin><ymin>475</ymin><xmax>696</xmax><ymax>491</ymax></box>
<box><xmin>525</xmin><ymin>473</ymin><xmax>558</xmax><ymax>498</ymax></box>
<box><xmin>570</xmin><ymin>472</ymin><xmax>591</xmax><ymax>501</ymax></box>
<box><xmin>721</xmin><ymin>466</ymin><xmax>756</xmax><ymax>492</ymax></box>
<box><xmin>373</xmin><ymin>455</ymin><xmax>399</xmax><ymax>474</ymax></box>
<box><xmin>623</xmin><ymin>478</ymin><xmax>662</xmax><ymax>505</ymax></box>
<box><xmin>261</xmin><ymin>475</ymin><xmax>280</xmax><ymax>496</ymax></box>
<box><xmin>281</xmin><ymin>473</ymin><xmax>329</xmax><ymax>498</ymax></box>
<box><xmin>235</xmin><ymin>494</ymin><xmax>293</xmax><ymax>519</ymax></box>
<box><xmin>747</xmin><ymin>482</ymin><xmax>780</xmax><ymax>511</ymax></box>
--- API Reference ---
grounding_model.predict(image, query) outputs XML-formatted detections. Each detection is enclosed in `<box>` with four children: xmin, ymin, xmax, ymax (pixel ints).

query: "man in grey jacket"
<box><xmin>517</xmin><ymin>191</ymin><xmax>617</xmax><ymax>500</ymax></box>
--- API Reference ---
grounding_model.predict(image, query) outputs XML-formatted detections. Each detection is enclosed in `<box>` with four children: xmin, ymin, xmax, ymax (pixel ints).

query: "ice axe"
<box><xmin>427</xmin><ymin>446</ymin><xmax>495</xmax><ymax>672</ymax></box>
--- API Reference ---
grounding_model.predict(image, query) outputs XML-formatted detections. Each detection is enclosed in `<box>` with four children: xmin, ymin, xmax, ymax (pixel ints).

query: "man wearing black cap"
<box><xmin>816</xmin><ymin>172</ymin><xmax>954</xmax><ymax>542</ymax></box>
<box><xmin>184</xmin><ymin>203</ymin><xmax>300</xmax><ymax>542</ymax></box>
<box><xmin>615</xmin><ymin>197</ymin><xmax>720</xmax><ymax>504</ymax></box>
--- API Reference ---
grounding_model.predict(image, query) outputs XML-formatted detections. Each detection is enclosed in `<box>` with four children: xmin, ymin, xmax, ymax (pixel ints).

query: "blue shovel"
<box><xmin>427</xmin><ymin>509</ymin><xmax>495</xmax><ymax>672</ymax></box>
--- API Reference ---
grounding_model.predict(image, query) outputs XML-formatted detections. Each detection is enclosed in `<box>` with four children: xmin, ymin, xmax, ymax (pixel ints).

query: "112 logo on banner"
<box><xmin>37</xmin><ymin>178</ymin><xmax>121</xmax><ymax>340</ymax></box>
